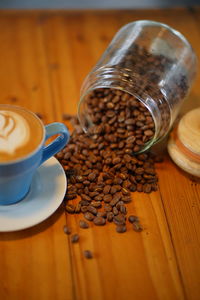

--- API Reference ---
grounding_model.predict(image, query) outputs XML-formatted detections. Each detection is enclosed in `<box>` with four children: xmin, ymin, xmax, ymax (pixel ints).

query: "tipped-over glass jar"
<box><xmin>78</xmin><ymin>20</ymin><xmax>197</xmax><ymax>153</ymax></box>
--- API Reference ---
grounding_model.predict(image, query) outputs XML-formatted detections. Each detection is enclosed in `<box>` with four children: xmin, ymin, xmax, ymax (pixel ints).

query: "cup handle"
<box><xmin>40</xmin><ymin>122</ymin><xmax>69</xmax><ymax>165</ymax></box>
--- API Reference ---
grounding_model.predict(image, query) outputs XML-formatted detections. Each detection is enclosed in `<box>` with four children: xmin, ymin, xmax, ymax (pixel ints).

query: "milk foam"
<box><xmin>0</xmin><ymin>110</ymin><xmax>30</xmax><ymax>155</ymax></box>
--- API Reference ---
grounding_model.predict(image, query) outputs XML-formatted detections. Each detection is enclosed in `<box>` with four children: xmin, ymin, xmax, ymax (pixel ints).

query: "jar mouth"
<box><xmin>78</xmin><ymin>85</ymin><xmax>162</xmax><ymax>154</ymax></box>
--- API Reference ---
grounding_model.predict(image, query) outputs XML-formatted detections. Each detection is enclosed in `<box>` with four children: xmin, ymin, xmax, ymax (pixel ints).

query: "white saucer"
<box><xmin>0</xmin><ymin>157</ymin><xmax>67</xmax><ymax>232</ymax></box>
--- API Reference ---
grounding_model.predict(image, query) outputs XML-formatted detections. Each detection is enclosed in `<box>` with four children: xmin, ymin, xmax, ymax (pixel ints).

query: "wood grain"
<box><xmin>0</xmin><ymin>8</ymin><xmax>200</xmax><ymax>300</ymax></box>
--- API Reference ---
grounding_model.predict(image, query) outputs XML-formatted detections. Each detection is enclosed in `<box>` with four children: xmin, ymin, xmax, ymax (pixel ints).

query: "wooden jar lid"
<box><xmin>168</xmin><ymin>107</ymin><xmax>200</xmax><ymax>177</ymax></box>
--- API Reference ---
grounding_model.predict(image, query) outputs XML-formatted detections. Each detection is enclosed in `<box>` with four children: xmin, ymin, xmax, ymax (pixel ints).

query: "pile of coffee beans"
<box><xmin>57</xmin><ymin>92</ymin><xmax>161</xmax><ymax>233</ymax></box>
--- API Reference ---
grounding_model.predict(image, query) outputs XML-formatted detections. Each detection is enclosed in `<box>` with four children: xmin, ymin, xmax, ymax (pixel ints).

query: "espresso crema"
<box><xmin>0</xmin><ymin>105</ymin><xmax>44</xmax><ymax>162</ymax></box>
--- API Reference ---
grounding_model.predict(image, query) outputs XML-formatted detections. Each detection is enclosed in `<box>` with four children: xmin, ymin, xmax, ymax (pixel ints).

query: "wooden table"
<box><xmin>0</xmin><ymin>8</ymin><xmax>200</xmax><ymax>300</ymax></box>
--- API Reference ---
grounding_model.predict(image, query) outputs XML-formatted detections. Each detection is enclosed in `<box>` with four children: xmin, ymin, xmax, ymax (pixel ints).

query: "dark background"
<box><xmin>0</xmin><ymin>0</ymin><xmax>199</xmax><ymax>9</ymax></box>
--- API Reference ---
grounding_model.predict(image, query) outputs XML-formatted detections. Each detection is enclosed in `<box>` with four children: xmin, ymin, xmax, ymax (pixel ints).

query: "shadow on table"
<box><xmin>0</xmin><ymin>203</ymin><xmax>65</xmax><ymax>241</ymax></box>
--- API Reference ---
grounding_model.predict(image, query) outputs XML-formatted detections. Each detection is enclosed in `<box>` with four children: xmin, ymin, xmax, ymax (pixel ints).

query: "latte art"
<box><xmin>0</xmin><ymin>105</ymin><xmax>44</xmax><ymax>162</ymax></box>
<box><xmin>0</xmin><ymin>111</ymin><xmax>30</xmax><ymax>155</ymax></box>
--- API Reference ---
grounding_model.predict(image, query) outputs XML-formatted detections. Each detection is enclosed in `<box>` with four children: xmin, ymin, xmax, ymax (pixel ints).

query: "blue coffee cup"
<box><xmin>0</xmin><ymin>113</ymin><xmax>69</xmax><ymax>205</ymax></box>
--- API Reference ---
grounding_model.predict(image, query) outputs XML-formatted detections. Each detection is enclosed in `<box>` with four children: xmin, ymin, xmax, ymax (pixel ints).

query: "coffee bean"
<box><xmin>71</xmin><ymin>234</ymin><xmax>79</xmax><ymax>243</ymax></box>
<box><xmin>104</xmin><ymin>204</ymin><xmax>112</xmax><ymax>212</ymax></box>
<box><xmin>97</xmin><ymin>211</ymin><xmax>107</xmax><ymax>218</ymax></box>
<box><xmin>75</xmin><ymin>203</ymin><xmax>81</xmax><ymax>213</ymax></box>
<box><xmin>116</xmin><ymin>225</ymin><xmax>127</xmax><ymax>233</ymax></box>
<box><xmin>83</xmin><ymin>250</ymin><xmax>93</xmax><ymax>259</ymax></box>
<box><xmin>66</xmin><ymin>204</ymin><xmax>75</xmax><ymax>214</ymax></box>
<box><xmin>84</xmin><ymin>212</ymin><xmax>95</xmax><ymax>221</ymax></box>
<box><xmin>113</xmin><ymin>214</ymin><xmax>126</xmax><ymax>225</ymax></box>
<box><xmin>93</xmin><ymin>216</ymin><xmax>106</xmax><ymax>226</ymax></box>
<box><xmin>107</xmin><ymin>212</ymin><xmax>114</xmax><ymax>222</ymax></box>
<box><xmin>88</xmin><ymin>172</ymin><xmax>97</xmax><ymax>181</ymax></box>
<box><xmin>103</xmin><ymin>194</ymin><xmax>112</xmax><ymax>203</ymax></box>
<box><xmin>81</xmin><ymin>194</ymin><xmax>91</xmax><ymax>202</ymax></box>
<box><xmin>133</xmin><ymin>222</ymin><xmax>143</xmax><ymax>232</ymax></box>
<box><xmin>144</xmin><ymin>129</ymin><xmax>154</xmax><ymax>136</ymax></box>
<box><xmin>143</xmin><ymin>183</ymin><xmax>152</xmax><ymax>193</ymax></box>
<box><xmin>137</xmin><ymin>184</ymin><xmax>143</xmax><ymax>192</ymax></box>
<box><xmin>63</xmin><ymin>225</ymin><xmax>71</xmax><ymax>235</ymax></box>
<box><xmin>122</xmin><ymin>188</ymin><xmax>130</xmax><ymax>195</ymax></box>
<box><xmin>103</xmin><ymin>185</ymin><xmax>111</xmax><ymax>194</ymax></box>
<box><xmin>81</xmin><ymin>206</ymin><xmax>88</xmax><ymax>213</ymax></box>
<box><xmin>122</xmin><ymin>196</ymin><xmax>131</xmax><ymax>203</ymax></box>
<box><xmin>87</xmin><ymin>205</ymin><xmax>97</xmax><ymax>215</ymax></box>
<box><xmin>113</xmin><ymin>206</ymin><xmax>119</xmax><ymax>216</ymax></box>
<box><xmin>128</xmin><ymin>215</ymin><xmax>139</xmax><ymax>223</ymax></box>
<box><xmin>90</xmin><ymin>201</ymin><xmax>102</xmax><ymax>208</ymax></box>
<box><xmin>79</xmin><ymin>220</ymin><xmax>89</xmax><ymax>229</ymax></box>
<box><xmin>110</xmin><ymin>185</ymin><xmax>118</xmax><ymax>194</ymax></box>
<box><xmin>119</xmin><ymin>205</ymin><xmax>127</xmax><ymax>215</ymax></box>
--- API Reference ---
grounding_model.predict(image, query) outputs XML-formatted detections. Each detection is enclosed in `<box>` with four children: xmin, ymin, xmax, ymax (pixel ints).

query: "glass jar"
<box><xmin>78</xmin><ymin>20</ymin><xmax>197</xmax><ymax>153</ymax></box>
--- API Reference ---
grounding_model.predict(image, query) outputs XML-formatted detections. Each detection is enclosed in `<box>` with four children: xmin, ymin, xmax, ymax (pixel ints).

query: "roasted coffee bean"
<box><xmin>89</xmin><ymin>191</ymin><xmax>99</xmax><ymax>197</ymax></box>
<box><xmin>137</xmin><ymin>184</ymin><xmax>143</xmax><ymax>192</ymax></box>
<box><xmin>66</xmin><ymin>204</ymin><xmax>75</xmax><ymax>214</ymax></box>
<box><xmin>63</xmin><ymin>225</ymin><xmax>71</xmax><ymax>235</ymax></box>
<box><xmin>122</xmin><ymin>180</ymin><xmax>131</xmax><ymax>188</ymax></box>
<box><xmin>128</xmin><ymin>215</ymin><xmax>139</xmax><ymax>223</ymax></box>
<box><xmin>103</xmin><ymin>185</ymin><xmax>111</xmax><ymax>194</ymax></box>
<box><xmin>104</xmin><ymin>204</ymin><xmax>112</xmax><ymax>212</ymax></box>
<box><xmin>143</xmin><ymin>183</ymin><xmax>152</xmax><ymax>193</ymax></box>
<box><xmin>116</xmin><ymin>200</ymin><xmax>124</xmax><ymax>209</ymax></box>
<box><xmin>75</xmin><ymin>203</ymin><xmax>81</xmax><ymax>213</ymax></box>
<box><xmin>130</xmin><ymin>184</ymin><xmax>137</xmax><ymax>192</ymax></box>
<box><xmin>84</xmin><ymin>212</ymin><xmax>95</xmax><ymax>221</ymax></box>
<box><xmin>122</xmin><ymin>188</ymin><xmax>130</xmax><ymax>195</ymax></box>
<box><xmin>97</xmin><ymin>211</ymin><xmax>107</xmax><ymax>218</ymax></box>
<box><xmin>116</xmin><ymin>225</ymin><xmax>127</xmax><ymax>233</ymax></box>
<box><xmin>88</xmin><ymin>172</ymin><xmax>97</xmax><ymax>181</ymax></box>
<box><xmin>91</xmin><ymin>201</ymin><xmax>102</xmax><ymax>208</ymax></box>
<box><xmin>76</xmin><ymin>175</ymin><xmax>84</xmax><ymax>182</ymax></box>
<box><xmin>122</xmin><ymin>196</ymin><xmax>131</xmax><ymax>203</ymax></box>
<box><xmin>83</xmin><ymin>250</ymin><xmax>93</xmax><ymax>259</ymax></box>
<box><xmin>110</xmin><ymin>196</ymin><xmax>120</xmax><ymax>207</ymax></box>
<box><xmin>79</xmin><ymin>200</ymin><xmax>89</xmax><ymax>206</ymax></box>
<box><xmin>113</xmin><ymin>206</ymin><xmax>119</xmax><ymax>216</ymax></box>
<box><xmin>71</xmin><ymin>234</ymin><xmax>79</xmax><ymax>243</ymax></box>
<box><xmin>107</xmin><ymin>212</ymin><xmax>114</xmax><ymax>222</ymax></box>
<box><xmin>79</xmin><ymin>220</ymin><xmax>89</xmax><ymax>229</ymax></box>
<box><xmin>87</xmin><ymin>205</ymin><xmax>98</xmax><ymax>215</ymax></box>
<box><xmin>113</xmin><ymin>214</ymin><xmax>126</xmax><ymax>225</ymax></box>
<box><xmin>81</xmin><ymin>194</ymin><xmax>91</xmax><ymax>202</ymax></box>
<box><xmin>93</xmin><ymin>216</ymin><xmax>106</xmax><ymax>226</ymax></box>
<box><xmin>110</xmin><ymin>185</ymin><xmax>118</xmax><ymax>194</ymax></box>
<box><xmin>81</xmin><ymin>206</ymin><xmax>88</xmax><ymax>213</ymax></box>
<box><xmin>103</xmin><ymin>194</ymin><xmax>112</xmax><ymax>203</ymax></box>
<box><xmin>119</xmin><ymin>205</ymin><xmax>127</xmax><ymax>215</ymax></box>
<box><xmin>65</xmin><ymin>194</ymin><xmax>77</xmax><ymax>200</ymax></box>
<box><xmin>133</xmin><ymin>222</ymin><xmax>143</xmax><ymax>232</ymax></box>
<box><xmin>94</xmin><ymin>195</ymin><xmax>103</xmax><ymax>201</ymax></box>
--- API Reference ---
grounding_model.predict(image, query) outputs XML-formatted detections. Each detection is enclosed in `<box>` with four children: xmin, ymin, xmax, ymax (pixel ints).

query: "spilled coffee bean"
<box><xmin>63</xmin><ymin>225</ymin><xmax>71</xmax><ymax>235</ymax></box>
<box><xmin>83</xmin><ymin>250</ymin><xmax>93</xmax><ymax>259</ymax></box>
<box><xmin>79</xmin><ymin>220</ymin><xmax>89</xmax><ymax>229</ymax></box>
<box><xmin>71</xmin><ymin>234</ymin><xmax>79</xmax><ymax>243</ymax></box>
